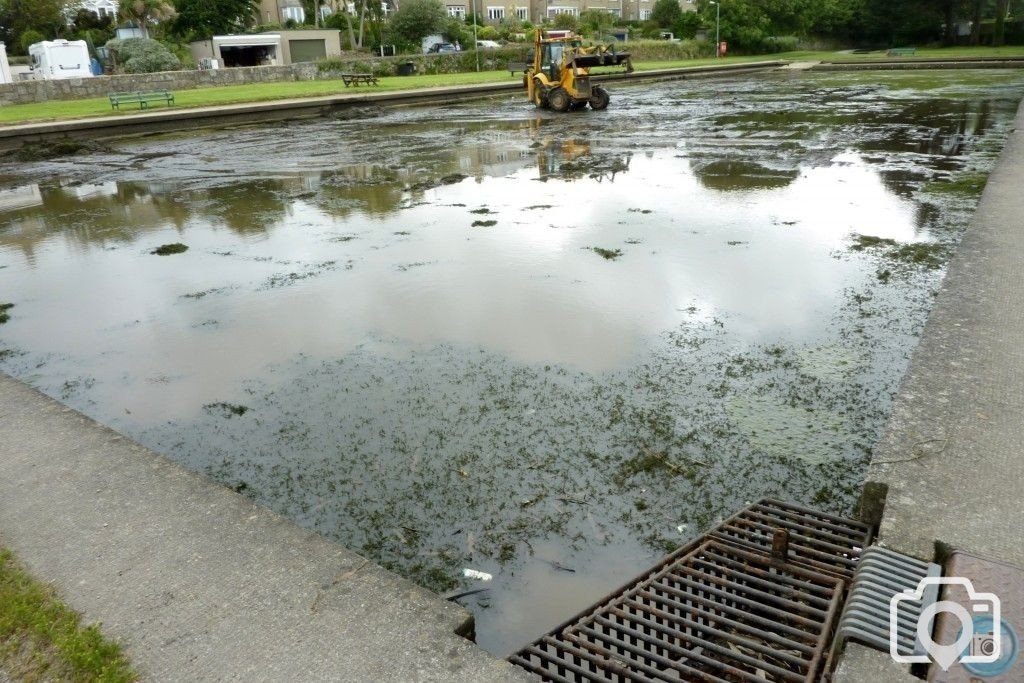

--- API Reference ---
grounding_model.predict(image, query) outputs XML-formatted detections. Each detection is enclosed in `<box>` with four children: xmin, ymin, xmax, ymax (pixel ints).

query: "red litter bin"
<box><xmin>718</xmin><ymin>41</ymin><xmax>728</xmax><ymax>57</ymax></box>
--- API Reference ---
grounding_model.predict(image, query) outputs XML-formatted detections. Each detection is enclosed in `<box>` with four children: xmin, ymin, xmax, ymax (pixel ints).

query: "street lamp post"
<box><xmin>473</xmin><ymin>3</ymin><xmax>480</xmax><ymax>71</ymax></box>
<box><xmin>709</xmin><ymin>1</ymin><xmax>720</xmax><ymax>57</ymax></box>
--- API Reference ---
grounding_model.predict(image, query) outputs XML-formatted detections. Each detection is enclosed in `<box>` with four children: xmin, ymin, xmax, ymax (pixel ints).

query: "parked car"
<box><xmin>427</xmin><ymin>43</ymin><xmax>457</xmax><ymax>53</ymax></box>
<box><xmin>476</xmin><ymin>40</ymin><xmax>501</xmax><ymax>49</ymax></box>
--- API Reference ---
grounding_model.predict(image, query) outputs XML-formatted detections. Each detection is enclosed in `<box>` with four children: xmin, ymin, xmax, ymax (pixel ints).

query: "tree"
<box><xmin>171</xmin><ymin>0</ymin><xmax>259</xmax><ymax>39</ymax></box>
<box><xmin>580</xmin><ymin>9</ymin><xmax>614</xmax><ymax>38</ymax></box>
<box><xmin>388</xmin><ymin>0</ymin><xmax>446</xmax><ymax>47</ymax></box>
<box><xmin>70</xmin><ymin>8</ymin><xmax>117</xmax><ymax>46</ymax></box>
<box><xmin>120</xmin><ymin>0</ymin><xmax>177</xmax><ymax>35</ymax></box>
<box><xmin>550</xmin><ymin>12</ymin><xmax>579</xmax><ymax>31</ymax></box>
<box><xmin>651</xmin><ymin>0</ymin><xmax>683</xmax><ymax>29</ymax></box>
<box><xmin>994</xmin><ymin>0</ymin><xmax>1010</xmax><ymax>45</ymax></box>
<box><xmin>0</xmin><ymin>0</ymin><xmax>71</xmax><ymax>53</ymax></box>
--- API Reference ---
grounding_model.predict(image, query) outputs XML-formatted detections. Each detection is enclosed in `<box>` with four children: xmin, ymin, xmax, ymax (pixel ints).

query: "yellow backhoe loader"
<box><xmin>525</xmin><ymin>30</ymin><xmax>633</xmax><ymax>112</ymax></box>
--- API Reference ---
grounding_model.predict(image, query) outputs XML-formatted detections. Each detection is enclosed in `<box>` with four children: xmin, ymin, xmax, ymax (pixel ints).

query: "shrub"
<box><xmin>19</xmin><ymin>29</ymin><xmax>45</xmax><ymax>53</ymax></box>
<box><xmin>107</xmin><ymin>38</ymin><xmax>181</xmax><ymax>73</ymax></box>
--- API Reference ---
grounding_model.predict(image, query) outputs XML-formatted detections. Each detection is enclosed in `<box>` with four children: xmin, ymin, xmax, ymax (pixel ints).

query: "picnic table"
<box><xmin>341</xmin><ymin>73</ymin><xmax>379</xmax><ymax>87</ymax></box>
<box><xmin>887</xmin><ymin>47</ymin><xmax>917</xmax><ymax>57</ymax></box>
<box><xmin>109</xmin><ymin>91</ymin><xmax>175</xmax><ymax>110</ymax></box>
<box><xmin>508</xmin><ymin>61</ymin><xmax>528</xmax><ymax>76</ymax></box>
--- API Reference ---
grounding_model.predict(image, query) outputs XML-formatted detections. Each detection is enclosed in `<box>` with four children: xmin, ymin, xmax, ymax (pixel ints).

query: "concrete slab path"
<box><xmin>836</xmin><ymin>96</ymin><xmax>1024</xmax><ymax>680</ymax></box>
<box><xmin>0</xmin><ymin>373</ymin><xmax>532</xmax><ymax>682</ymax></box>
<box><xmin>866</xmin><ymin>98</ymin><xmax>1024</xmax><ymax>567</ymax></box>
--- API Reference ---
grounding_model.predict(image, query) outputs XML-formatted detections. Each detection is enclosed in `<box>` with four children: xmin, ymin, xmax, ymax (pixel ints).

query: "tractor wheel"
<box><xmin>589</xmin><ymin>86</ymin><xmax>610</xmax><ymax>111</ymax></box>
<box><xmin>547</xmin><ymin>87</ymin><xmax>571</xmax><ymax>113</ymax></box>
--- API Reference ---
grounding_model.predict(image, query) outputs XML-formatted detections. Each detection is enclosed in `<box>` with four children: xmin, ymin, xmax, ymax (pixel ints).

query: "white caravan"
<box><xmin>29</xmin><ymin>40</ymin><xmax>94</xmax><ymax>80</ymax></box>
<box><xmin>0</xmin><ymin>43</ymin><xmax>12</xmax><ymax>84</ymax></box>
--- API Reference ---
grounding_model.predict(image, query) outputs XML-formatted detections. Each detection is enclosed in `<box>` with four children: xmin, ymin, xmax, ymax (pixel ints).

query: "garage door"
<box><xmin>289</xmin><ymin>39</ymin><xmax>327</xmax><ymax>63</ymax></box>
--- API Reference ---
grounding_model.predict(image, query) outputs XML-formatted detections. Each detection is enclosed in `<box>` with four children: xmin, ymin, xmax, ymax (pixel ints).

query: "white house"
<box><xmin>78</xmin><ymin>0</ymin><xmax>119</xmax><ymax>19</ymax></box>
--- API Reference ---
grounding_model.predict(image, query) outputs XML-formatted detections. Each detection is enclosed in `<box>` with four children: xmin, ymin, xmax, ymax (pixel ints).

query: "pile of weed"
<box><xmin>923</xmin><ymin>171</ymin><xmax>989</xmax><ymax>197</ymax></box>
<box><xmin>0</xmin><ymin>303</ymin><xmax>12</xmax><ymax>325</ymax></box>
<box><xmin>592</xmin><ymin>247</ymin><xmax>623</xmax><ymax>260</ymax></box>
<box><xmin>850</xmin><ymin>235</ymin><xmax>948</xmax><ymax>269</ymax></box>
<box><xmin>150</xmin><ymin>243</ymin><xmax>188</xmax><ymax>256</ymax></box>
<box><xmin>203</xmin><ymin>402</ymin><xmax>249</xmax><ymax>417</ymax></box>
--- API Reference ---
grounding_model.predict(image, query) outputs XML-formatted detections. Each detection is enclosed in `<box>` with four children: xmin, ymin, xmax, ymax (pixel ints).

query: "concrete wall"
<box><xmin>0</xmin><ymin>63</ymin><xmax>321</xmax><ymax>106</ymax></box>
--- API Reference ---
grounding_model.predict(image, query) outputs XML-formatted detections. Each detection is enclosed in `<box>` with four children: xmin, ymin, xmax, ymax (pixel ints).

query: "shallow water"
<box><xmin>1</xmin><ymin>70</ymin><xmax>1022</xmax><ymax>654</ymax></box>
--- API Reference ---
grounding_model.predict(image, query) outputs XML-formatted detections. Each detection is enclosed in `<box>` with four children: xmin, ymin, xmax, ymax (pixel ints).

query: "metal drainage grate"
<box><xmin>710</xmin><ymin>499</ymin><xmax>871</xmax><ymax>582</ymax></box>
<box><xmin>831</xmin><ymin>546</ymin><xmax>939</xmax><ymax>661</ymax></box>
<box><xmin>509</xmin><ymin>499</ymin><xmax>873</xmax><ymax>682</ymax></box>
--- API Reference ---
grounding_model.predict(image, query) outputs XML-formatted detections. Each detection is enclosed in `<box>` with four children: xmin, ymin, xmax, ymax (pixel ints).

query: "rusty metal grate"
<box><xmin>509</xmin><ymin>499</ymin><xmax>873</xmax><ymax>682</ymax></box>
<box><xmin>709</xmin><ymin>499</ymin><xmax>871</xmax><ymax>581</ymax></box>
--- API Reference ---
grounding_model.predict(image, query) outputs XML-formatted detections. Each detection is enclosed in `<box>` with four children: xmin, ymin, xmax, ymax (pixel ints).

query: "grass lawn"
<box><xmin>0</xmin><ymin>548</ymin><xmax>135</xmax><ymax>682</ymax></box>
<box><xmin>0</xmin><ymin>45</ymin><xmax>1022</xmax><ymax>127</ymax></box>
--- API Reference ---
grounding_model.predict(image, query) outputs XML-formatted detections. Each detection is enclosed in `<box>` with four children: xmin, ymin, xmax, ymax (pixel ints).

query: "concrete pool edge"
<box><xmin>0</xmin><ymin>372</ymin><xmax>533</xmax><ymax>681</ymax></box>
<box><xmin>0</xmin><ymin>60</ymin><xmax>787</xmax><ymax>152</ymax></box>
<box><xmin>834</xmin><ymin>98</ymin><xmax>1024</xmax><ymax>680</ymax></box>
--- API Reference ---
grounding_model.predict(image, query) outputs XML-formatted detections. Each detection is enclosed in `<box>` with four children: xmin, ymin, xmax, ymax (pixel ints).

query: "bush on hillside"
<box><xmin>107</xmin><ymin>38</ymin><xmax>181</xmax><ymax>73</ymax></box>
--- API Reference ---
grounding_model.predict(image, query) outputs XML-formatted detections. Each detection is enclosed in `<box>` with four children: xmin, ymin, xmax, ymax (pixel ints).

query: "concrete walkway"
<box><xmin>0</xmin><ymin>373</ymin><xmax>532</xmax><ymax>682</ymax></box>
<box><xmin>835</xmin><ymin>97</ymin><xmax>1024</xmax><ymax>680</ymax></box>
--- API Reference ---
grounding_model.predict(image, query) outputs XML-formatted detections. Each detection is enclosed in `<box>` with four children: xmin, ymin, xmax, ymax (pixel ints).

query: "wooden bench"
<box><xmin>887</xmin><ymin>47</ymin><xmax>916</xmax><ymax>57</ymax></box>
<box><xmin>341</xmin><ymin>73</ymin><xmax>379</xmax><ymax>87</ymax></box>
<box><xmin>109</xmin><ymin>91</ymin><xmax>174</xmax><ymax>110</ymax></box>
<box><xmin>508</xmin><ymin>61</ymin><xmax>528</xmax><ymax>76</ymax></box>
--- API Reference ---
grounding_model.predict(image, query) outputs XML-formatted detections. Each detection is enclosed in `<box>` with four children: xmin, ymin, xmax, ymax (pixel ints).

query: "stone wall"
<box><xmin>0</xmin><ymin>63</ymin><xmax>320</xmax><ymax>106</ymax></box>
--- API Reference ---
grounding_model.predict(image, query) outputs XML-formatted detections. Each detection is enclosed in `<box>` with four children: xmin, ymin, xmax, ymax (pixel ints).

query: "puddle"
<box><xmin>1</xmin><ymin>70</ymin><xmax>1023</xmax><ymax>655</ymax></box>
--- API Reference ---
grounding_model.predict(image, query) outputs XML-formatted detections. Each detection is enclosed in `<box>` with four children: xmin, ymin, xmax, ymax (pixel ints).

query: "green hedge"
<box><xmin>318</xmin><ymin>47</ymin><xmax>525</xmax><ymax>76</ymax></box>
<box><xmin>315</xmin><ymin>40</ymin><xmax>716</xmax><ymax>77</ymax></box>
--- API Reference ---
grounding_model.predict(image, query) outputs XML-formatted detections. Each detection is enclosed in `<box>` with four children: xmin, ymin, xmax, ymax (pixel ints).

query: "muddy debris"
<box><xmin>409</xmin><ymin>173</ymin><xmax>467</xmax><ymax>192</ymax></box>
<box><xmin>0</xmin><ymin>303</ymin><xmax>12</xmax><ymax>325</ymax></box>
<box><xmin>10</xmin><ymin>138</ymin><xmax>110</xmax><ymax>162</ymax></box>
<box><xmin>472</xmin><ymin>220</ymin><xmax>497</xmax><ymax>227</ymax></box>
<box><xmin>558</xmin><ymin>154</ymin><xmax>630</xmax><ymax>180</ymax></box>
<box><xmin>470</xmin><ymin>208</ymin><xmax>492</xmax><ymax>214</ymax></box>
<box><xmin>151</xmin><ymin>243</ymin><xmax>189</xmax><ymax>256</ymax></box>
<box><xmin>330</xmin><ymin>105</ymin><xmax>383</xmax><ymax>121</ymax></box>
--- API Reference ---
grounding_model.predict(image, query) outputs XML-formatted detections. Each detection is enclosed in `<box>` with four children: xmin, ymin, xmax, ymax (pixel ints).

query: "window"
<box><xmin>282</xmin><ymin>6</ymin><xmax>305</xmax><ymax>22</ymax></box>
<box><xmin>547</xmin><ymin>6</ymin><xmax>579</xmax><ymax>17</ymax></box>
<box><xmin>381</xmin><ymin>1</ymin><xmax>391</xmax><ymax>16</ymax></box>
<box><xmin>347</xmin><ymin>1</ymin><xmax>355</xmax><ymax>12</ymax></box>
<box><xmin>639</xmin><ymin>8</ymin><xmax>652</xmax><ymax>19</ymax></box>
<box><xmin>515</xmin><ymin>6</ymin><xmax>528</xmax><ymax>20</ymax></box>
<box><xmin>487</xmin><ymin>6</ymin><xmax>505</xmax><ymax>19</ymax></box>
<box><xmin>447</xmin><ymin>4</ymin><xmax>466</xmax><ymax>18</ymax></box>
